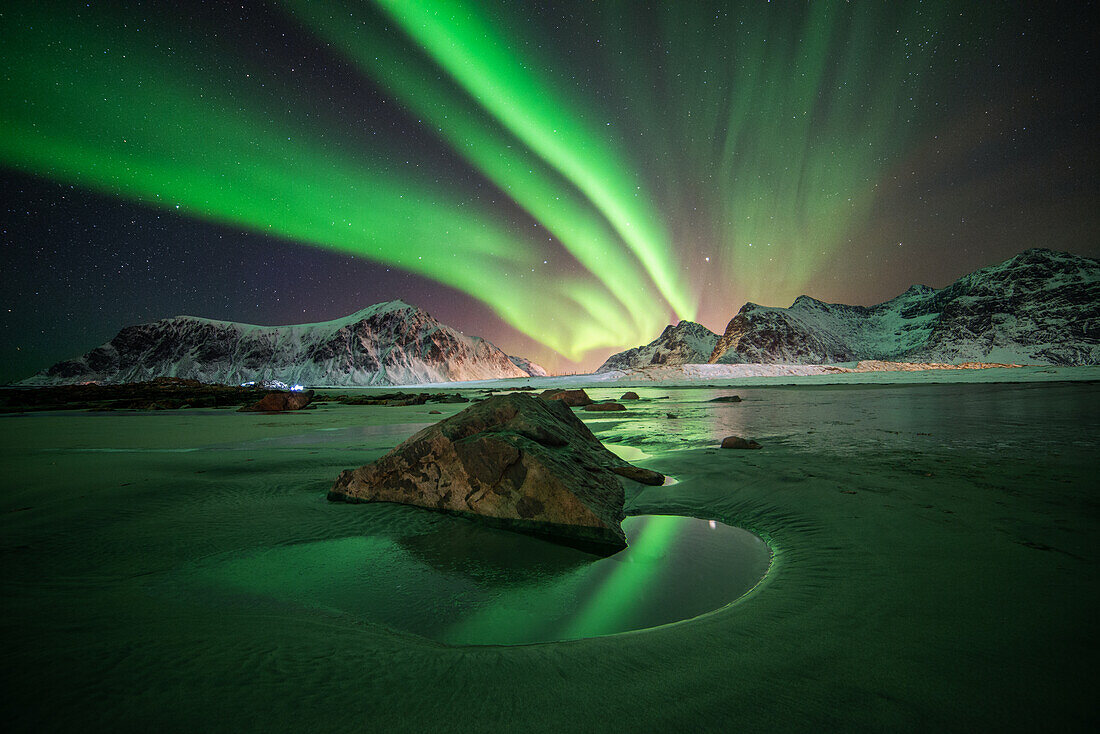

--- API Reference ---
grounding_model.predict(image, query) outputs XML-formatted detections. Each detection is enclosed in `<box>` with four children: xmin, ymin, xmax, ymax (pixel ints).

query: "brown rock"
<box><xmin>721</xmin><ymin>435</ymin><xmax>761</xmax><ymax>449</ymax></box>
<box><xmin>329</xmin><ymin>393</ymin><xmax>663</xmax><ymax>552</ymax></box>
<box><xmin>428</xmin><ymin>410</ymin><xmax>442</xmax><ymax>414</ymax></box>
<box><xmin>709</xmin><ymin>395</ymin><xmax>742</xmax><ymax>403</ymax></box>
<box><xmin>620</xmin><ymin>391</ymin><xmax>640</xmax><ymax>400</ymax></box>
<box><xmin>539</xmin><ymin>388</ymin><xmax>594</xmax><ymax>407</ymax></box>
<box><xmin>582</xmin><ymin>402</ymin><xmax>627</xmax><ymax>412</ymax></box>
<box><xmin>238</xmin><ymin>390</ymin><xmax>315</xmax><ymax>412</ymax></box>
<box><xmin>611</xmin><ymin>465</ymin><xmax>665</xmax><ymax>486</ymax></box>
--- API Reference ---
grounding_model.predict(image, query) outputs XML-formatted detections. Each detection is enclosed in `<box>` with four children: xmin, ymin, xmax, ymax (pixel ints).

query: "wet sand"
<box><xmin>2</xmin><ymin>379</ymin><xmax>1098</xmax><ymax>731</ymax></box>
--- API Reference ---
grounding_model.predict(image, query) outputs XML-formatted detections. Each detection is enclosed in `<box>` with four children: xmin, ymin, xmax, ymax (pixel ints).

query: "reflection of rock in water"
<box><xmin>394</xmin><ymin>514</ymin><xmax>593</xmax><ymax>586</ymax></box>
<box><xmin>330</xmin><ymin>393</ymin><xmax>663</xmax><ymax>553</ymax></box>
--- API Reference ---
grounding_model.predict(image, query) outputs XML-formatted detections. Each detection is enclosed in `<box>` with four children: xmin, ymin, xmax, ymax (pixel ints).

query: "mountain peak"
<box><xmin>999</xmin><ymin>247</ymin><xmax>1094</xmax><ymax>269</ymax></box>
<box><xmin>791</xmin><ymin>295</ymin><xmax>825</xmax><ymax>308</ymax></box>
<box><xmin>24</xmin><ymin>300</ymin><xmax>533</xmax><ymax>386</ymax></box>
<box><xmin>164</xmin><ymin>300</ymin><xmax>425</xmax><ymax>331</ymax></box>
<box><xmin>343</xmin><ymin>299</ymin><xmax>421</xmax><ymax>319</ymax></box>
<box><xmin>1015</xmin><ymin>247</ymin><xmax>1060</xmax><ymax>259</ymax></box>
<box><xmin>663</xmin><ymin>319</ymin><xmax>710</xmax><ymax>334</ymax></box>
<box><xmin>596</xmin><ymin>320</ymin><xmax>719</xmax><ymax>372</ymax></box>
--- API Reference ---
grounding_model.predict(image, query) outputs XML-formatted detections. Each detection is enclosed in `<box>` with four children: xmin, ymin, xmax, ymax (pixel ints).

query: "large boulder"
<box><xmin>539</xmin><ymin>389</ymin><xmax>593</xmax><ymax>407</ymax></box>
<box><xmin>328</xmin><ymin>393</ymin><xmax>663</xmax><ymax>553</ymax></box>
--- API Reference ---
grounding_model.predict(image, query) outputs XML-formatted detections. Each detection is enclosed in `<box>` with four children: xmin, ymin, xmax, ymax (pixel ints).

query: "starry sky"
<box><xmin>2</xmin><ymin>0</ymin><xmax>1097</xmax><ymax>383</ymax></box>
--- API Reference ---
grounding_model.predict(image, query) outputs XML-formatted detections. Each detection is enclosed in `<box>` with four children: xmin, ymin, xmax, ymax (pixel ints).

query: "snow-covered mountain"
<box><xmin>599</xmin><ymin>249</ymin><xmax>1098</xmax><ymax>370</ymax></box>
<box><xmin>710</xmin><ymin>248</ymin><xmax>1099</xmax><ymax>366</ymax></box>
<box><xmin>597</xmin><ymin>321</ymin><xmax>720</xmax><ymax>372</ymax></box>
<box><xmin>24</xmin><ymin>300</ymin><xmax>532</xmax><ymax>386</ymax></box>
<box><xmin>508</xmin><ymin>355</ymin><xmax>549</xmax><ymax>377</ymax></box>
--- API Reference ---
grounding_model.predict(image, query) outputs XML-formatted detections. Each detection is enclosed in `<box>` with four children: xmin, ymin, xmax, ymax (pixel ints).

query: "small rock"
<box><xmin>666</xmin><ymin>413</ymin><xmax>678</xmax><ymax>419</ymax></box>
<box><xmin>620</xmin><ymin>391</ymin><xmax>640</xmax><ymax>401</ymax></box>
<box><xmin>539</xmin><ymin>389</ymin><xmax>594</xmax><ymax>407</ymax></box>
<box><xmin>709</xmin><ymin>395</ymin><xmax>742</xmax><ymax>403</ymax></box>
<box><xmin>428</xmin><ymin>410</ymin><xmax>441</xmax><ymax>414</ymax></box>
<box><xmin>238</xmin><ymin>390</ymin><xmax>315</xmax><ymax>412</ymax></box>
<box><xmin>583</xmin><ymin>402</ymin><xmax>627</xmax><ymax>412</ymax></box>
<box><xmin>387</xmin><ymin>398</ymin><xmax>422</xmax><ymax>407</ymax></box>
<box><xmin>721</xmin><ymin>435</ymin><xmax>761</xmax><ymax>449</ymax></box>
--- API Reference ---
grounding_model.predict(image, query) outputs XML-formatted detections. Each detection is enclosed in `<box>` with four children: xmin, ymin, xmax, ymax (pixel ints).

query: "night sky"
<box><xmin>2</xmin><ymin>0</ymin><xmax>1097</xmax><ymax>383</ymax></box>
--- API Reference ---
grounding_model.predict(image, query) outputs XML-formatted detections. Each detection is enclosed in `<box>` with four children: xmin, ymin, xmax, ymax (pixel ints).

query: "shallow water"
<box><xmin>172</xmin><ymin>511</ymin><xmax>768</xmax><ymax>645</ymax></box>
<box><xmin>575</xmin><ymin>381</ymin><xmax>1098</xmax><ymax>456</ymax></box>
<box><xmin>207</xmin><ymin>420</ymin><xmax>435</xmax><ymax>450</ymax></box>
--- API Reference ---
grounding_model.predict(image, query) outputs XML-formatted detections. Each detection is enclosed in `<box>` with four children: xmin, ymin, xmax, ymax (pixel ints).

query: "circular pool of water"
<box><xmin>181</xmin><ymin>507</ymin><xmax>771</xmax><ymax>645</ymax></box>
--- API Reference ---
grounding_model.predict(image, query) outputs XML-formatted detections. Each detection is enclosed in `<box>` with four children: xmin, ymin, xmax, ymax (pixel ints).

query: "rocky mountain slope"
<box><xmin>597</xmin><ymin>321</ymin><xmax>720</xmax><ymax>372</ymax></box>
<box><xmin>711</xmin><ymin>248</ymin><xmax>1098</xmax><ymax>366</ymax></box>
<box><xmin>24</xmin><ymin>300</ymin><xmax>532</xmax><ymax>386</ymax></box>
<box><xmin>507</xmin><ymin>355</ymin><xmax>549</xmax><ymax>377</ymax></box>
<box><xmin>601</xmin><ymin>249</ymin><xmax>1099</xmax><ymax>370</ymax></box>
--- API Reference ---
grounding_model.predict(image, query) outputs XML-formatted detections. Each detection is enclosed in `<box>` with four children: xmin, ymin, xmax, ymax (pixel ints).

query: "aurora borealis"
<box><xmin>1</xmin><ymin>0</ymin><xmax>1096</xmax><ymax>381</ymax></box>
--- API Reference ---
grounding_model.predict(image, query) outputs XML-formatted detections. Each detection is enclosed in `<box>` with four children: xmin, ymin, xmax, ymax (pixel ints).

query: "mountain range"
<box><xmin>24</xmin><ymin>300</ymin><xmax>544</xmax><ymax>386</ymax></box>
<box><xmin>599</xmin><ymin>248</ymin><xmax>1099</xmax><ymax>371</ymax></box>
<box><xmin>22</xmin><ymin>248</ymin><xmax>1098</xmax><ymax>386</ymax></box>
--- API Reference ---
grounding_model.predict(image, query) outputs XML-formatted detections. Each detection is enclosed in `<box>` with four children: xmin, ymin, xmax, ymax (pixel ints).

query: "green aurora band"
<box><xmin>2</xmin><ymin>0</ymin><xmax>955</xmax><ymax>363</ymax></box>
<box><xmin>0</xmin><ymin>2</ymin><xmax>665</xmax><ymax>358</ymax></box>
<box><xmin>281</xmin><ymin>0</ymin><xmax>677</xmax><ymax>347</ymax></box>
<box><xmin>343</xmin><ymin>0</ymin><xmax>696</xmax><ymax>321</ymax></box>
<box><xmin>584</xmin><ymin>0</ymin><xmax>949</xmax><ymax>303</ymax></box>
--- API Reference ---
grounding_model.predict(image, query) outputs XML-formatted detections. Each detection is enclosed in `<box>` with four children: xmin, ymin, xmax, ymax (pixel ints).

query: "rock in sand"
<box><xmin>539</xmin><ymin>389</ymin><xmax>594</xmax><ymax>407</ymax></box>
<box><xmin>721</xmin><ymin>435</ymin><xmax>761</xmax><ymax>449</ymax></box>
<box><xmin>620</xmin><ymin>391</ymin><xmax>640</xmax><ymax>400</ymax></box>
<box><xmin>329</xmin><ymin>393</ymin><xmax>663</xmax><ymax>552</ymax></box>
<box><xmin>238</xmin><ymin>390</ymin><xmax>315</xmax><ymax>412</ymax></box>
<box><xmin>583</xmin><ymin>402</ymin><xmax>627</xmax><ymax>412</ymax></box>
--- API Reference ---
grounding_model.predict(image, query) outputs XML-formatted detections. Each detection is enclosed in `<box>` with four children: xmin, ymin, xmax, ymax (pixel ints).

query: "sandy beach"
<box><xmin>2</xmin><ymin>371</ymin><xmax>1098</xmax><ymax>731</ymax></box>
